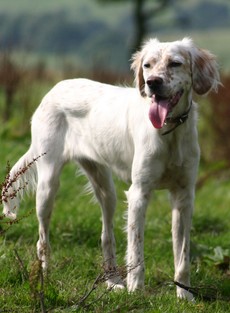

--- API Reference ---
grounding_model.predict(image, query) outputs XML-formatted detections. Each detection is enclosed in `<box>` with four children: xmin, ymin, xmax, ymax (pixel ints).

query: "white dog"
<box><xmin>2</xmin><ymin>38</ymin><xmax>220</xmax><ymax>300</ymax></box>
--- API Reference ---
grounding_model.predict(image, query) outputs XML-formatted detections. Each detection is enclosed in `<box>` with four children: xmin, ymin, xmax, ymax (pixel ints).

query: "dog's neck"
<box><xmin>162</xmin><ymin>101</ymin><xmax>192</xmax><ymax>136</ymax></box>
<box><xmin>161</xmin><ymin>90</ymin><xmax>193</xmax><ymax>136</ymax></box>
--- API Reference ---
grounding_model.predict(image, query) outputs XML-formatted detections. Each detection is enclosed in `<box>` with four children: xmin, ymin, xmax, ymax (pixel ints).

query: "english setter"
<box><xmin>2</xmin><ymin>38</ymin><xmax>220</xmax><ymax>300</ymax></box>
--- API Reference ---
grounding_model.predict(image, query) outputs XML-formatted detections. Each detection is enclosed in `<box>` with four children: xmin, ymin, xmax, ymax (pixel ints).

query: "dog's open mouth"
<box><xmin>149</xmin><ymin>90</ymin><xmax>184</xmax><ymax>129</ymax></box>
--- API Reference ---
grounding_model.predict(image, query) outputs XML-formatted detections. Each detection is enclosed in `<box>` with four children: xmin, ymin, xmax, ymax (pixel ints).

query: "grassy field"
<box><xmin>0</xmin><ymin>138</ymin><xmax>230</xmax><ymax>312</ymax></box>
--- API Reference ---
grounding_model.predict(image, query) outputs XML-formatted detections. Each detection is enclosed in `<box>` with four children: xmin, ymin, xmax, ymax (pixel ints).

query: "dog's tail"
<box><xmin>2</xmin><ymin>147</ymin><xmax>40</xmax><ymax>219</ymax></box>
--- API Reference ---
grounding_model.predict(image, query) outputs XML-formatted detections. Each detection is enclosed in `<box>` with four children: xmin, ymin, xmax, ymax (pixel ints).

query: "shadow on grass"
<box><xmin>192</xmin><ymin>215</ymin><xmax>227</xmax><ymax>235</ymax></box>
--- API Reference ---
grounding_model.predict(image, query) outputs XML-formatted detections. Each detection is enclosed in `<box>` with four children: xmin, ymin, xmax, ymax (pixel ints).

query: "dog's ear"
<box><xmin>131</xmin><ymin>51</ymin><xmax>146</xmax><ymax>97</ymax></box>
<box><xmin>191</xmin><ymin>48</ymin><xmax>220</xmax><ymax>95</ymax></box>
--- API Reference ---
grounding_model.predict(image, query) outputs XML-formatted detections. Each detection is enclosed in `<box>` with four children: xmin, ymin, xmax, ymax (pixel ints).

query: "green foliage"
<box><xmin>0</xmin><ymin>140</ymin><xmax>230</xmax><ymax>312</ymax></box>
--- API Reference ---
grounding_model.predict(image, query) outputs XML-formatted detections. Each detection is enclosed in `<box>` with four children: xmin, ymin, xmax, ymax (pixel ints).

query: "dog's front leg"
<box><xmin>170</xmin><ymin>186</ymin><xmax>195</xmax><ymax>301</ymax></box>
<box><xmin>126</xmin><ymin>183</ymin><xmax>150</xmax><ymax>291</ymax></box>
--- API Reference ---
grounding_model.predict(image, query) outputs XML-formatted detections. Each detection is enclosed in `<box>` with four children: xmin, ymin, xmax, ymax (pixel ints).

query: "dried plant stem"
<box><xmin>173</xmin><ymin>281</ymin><xmax>230</xmax><ymax>302</ymax></box>
<box><xmin>14</xmin><ymin>248</ymin><xmax>29</xmax><ymax>282</ymax></box>
<box><xmin>77</xmin><ymin>273</ymin><xmax>103</xmax><ymax>306</ymax></box>
<box><xmin>38</xmin><ymin>268</ymin><xmax>46</xmax><ymax>313</ymax></box>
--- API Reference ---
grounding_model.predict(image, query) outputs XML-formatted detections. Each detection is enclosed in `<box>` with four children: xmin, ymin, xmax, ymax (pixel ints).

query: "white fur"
<box><xmin>2</xmin><ymin>38</ymin><xmax>220</xmax><ymax>299</ymax></box>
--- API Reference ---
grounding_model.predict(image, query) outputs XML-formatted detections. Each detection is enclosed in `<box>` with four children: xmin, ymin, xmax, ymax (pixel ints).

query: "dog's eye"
<box><xmin>169</xmin><ymin>61</ymin><xmax>182</xmax><ymax>68</ymax></box>
<box><xmin>143</xmin><ymin>63</ymin><xmax>150</xmax><ymax>69</ymax></box>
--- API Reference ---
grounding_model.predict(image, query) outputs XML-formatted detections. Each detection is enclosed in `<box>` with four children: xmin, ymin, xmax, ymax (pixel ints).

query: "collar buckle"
<box><xmin>161</xmin><ymin>102</ymin><xmax>192</xmax><ymax>136</ymax></box>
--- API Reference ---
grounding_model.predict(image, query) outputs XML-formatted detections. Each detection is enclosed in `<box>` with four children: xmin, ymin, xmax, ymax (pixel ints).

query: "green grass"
<box><xmin>0</xmin><ymin>139</ymin><xmax>230</xmax><ymax>312</ymax></box>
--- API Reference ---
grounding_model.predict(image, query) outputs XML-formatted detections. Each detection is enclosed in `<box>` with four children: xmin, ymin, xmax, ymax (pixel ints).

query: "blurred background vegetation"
<box><xmin>0</xmin><ymin>0</ymin><xmax>230</xmax><ymax>175</ymax></box>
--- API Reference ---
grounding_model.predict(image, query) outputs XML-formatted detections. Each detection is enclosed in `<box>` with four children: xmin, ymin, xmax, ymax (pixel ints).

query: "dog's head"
<box><xmin>131</xmin><ymin>38</ymin><xmax>220</xmax><ymax>129</ymax></box>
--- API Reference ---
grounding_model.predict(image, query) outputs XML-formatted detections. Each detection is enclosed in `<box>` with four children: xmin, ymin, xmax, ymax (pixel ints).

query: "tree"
<box><xmin>132</xmin><ymin>0</ymin><xmax>170</xmax><ymax>51</ymax></box>
<box><xmin>0</xmin><ymin>52</ymin><xmax>22</xmax><ymax>122</ymax></box>
<box><xmin>98</xmin><ymin>0</ymin><xmax>170</xmax><ymax>52</ymax></box>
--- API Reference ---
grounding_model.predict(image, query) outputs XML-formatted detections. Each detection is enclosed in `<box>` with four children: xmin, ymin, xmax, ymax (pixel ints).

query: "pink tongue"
<box><xmin>149</xmin><ymin>95</ymin><xmax>169</xmax><ymax>129</ymax></box>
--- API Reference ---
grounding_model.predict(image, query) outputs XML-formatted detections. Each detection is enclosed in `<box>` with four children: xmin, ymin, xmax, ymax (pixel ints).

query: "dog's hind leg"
<box><xmin>36</xmin><ymin>158</ymin><xmax>63</xmax><ymax>270</ymax></box>
<box><xmin>79</xmin><ymin>159</ymin><xmax>124</xmax><ymax>289</ymax></box>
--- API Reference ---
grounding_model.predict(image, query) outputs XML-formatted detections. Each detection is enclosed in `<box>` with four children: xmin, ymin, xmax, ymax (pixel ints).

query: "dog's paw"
<box><xmin>126</xmin><ymin>273</ymin><xmax>144</xmax><ymax>292</ymax></box>
<box><xmin>106</xmin><ymin>276</ymin><xmax>125</xmax><ymax>291</ymax></box>
<box><xmin>177</xmin><ymin>288</ymin><xmax>195</xmax><ymax>302</ymax></box>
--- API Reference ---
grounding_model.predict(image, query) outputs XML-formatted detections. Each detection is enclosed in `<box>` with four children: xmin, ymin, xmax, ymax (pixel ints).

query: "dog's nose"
<box><xmin>146</xmin><ymin>76</ymin><xmax>163</xmax><ymax>89</ymax></box>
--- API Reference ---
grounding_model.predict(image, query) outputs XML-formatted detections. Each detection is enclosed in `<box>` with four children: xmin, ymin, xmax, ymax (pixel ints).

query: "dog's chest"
<box><xmin>155</xmin><ymin>137</ymin><xmax>191</xmax><ymax>189</ymax></box>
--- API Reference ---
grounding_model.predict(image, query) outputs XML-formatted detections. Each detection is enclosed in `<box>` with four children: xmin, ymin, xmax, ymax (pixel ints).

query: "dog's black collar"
<box><xmin>161</xmin><ymin>102</ymin><xmax>192</xmax><ymax>136</ymax></box>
